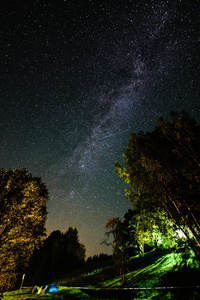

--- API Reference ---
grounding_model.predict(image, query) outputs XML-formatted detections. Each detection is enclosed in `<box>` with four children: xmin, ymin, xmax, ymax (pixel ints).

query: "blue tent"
<box><xmin>42</xmin><ymin>284</ymin><xmax>59</xmax><ymax>294</ymax></box>
<box><xmin>32</xmin><ymin>284</ymin><xmax>59</xmax><ymax>295</ymax></box>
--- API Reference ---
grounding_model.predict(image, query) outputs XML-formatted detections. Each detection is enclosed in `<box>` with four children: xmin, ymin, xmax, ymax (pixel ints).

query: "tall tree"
<box><xmin>0</xmin><ymin>168</ymin><xmax>48</xmax><ymax>292</ymax></box>
<box><xmin>104</xmin><ymin>217</ymin><xmax>129</xmax><ymax>284</ymax></box>
<box><xmin>27</xmin><ymin>227</ymin><xmax>86</xmax><ymax>284</ymax></box>
<box><xmin>65</xmin><ymin>227</ymin><xmax>86</xmax><ymax>269</ymax></box>
<box><xmin>115</xmin><ymin>112</ymin><xmax>200</xmax><ymax>257</ymax></box>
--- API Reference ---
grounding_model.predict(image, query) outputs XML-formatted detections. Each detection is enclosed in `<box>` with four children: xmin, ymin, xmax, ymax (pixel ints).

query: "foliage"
<box><xmin>27</xmin><ymin>227</ymin><xmax>86</xmax><ymax>284</ymax></box>
<box><xmin>122</xmin><ymin>209</ymin><xmax>138</xmax><ymax>255</ymax></box>
<box><xmin>0</xmin><ymin>168</ymin><xmax>48</xmax><ymax>292</ymax></box>
<box><xmin>103</xmin><ymin>206</ymin><xmax>178</xmax><ymax>284</ymax></box>
<box><xmin>115</xmin><ymin>111</ymin><xmax>200</xmax><ymax>257</ymax></box>
<box><xmin>133</xmin><ymin>208</ymin><xmax>179</xmax><ymax>254</ymax></box>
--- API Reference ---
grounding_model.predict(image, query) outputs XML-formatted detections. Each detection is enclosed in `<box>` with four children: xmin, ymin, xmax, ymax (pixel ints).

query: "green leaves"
<box><xmin>115</xmin><ymin>111</ymin><xmax>200</xmax><ymax>256</ymax></box>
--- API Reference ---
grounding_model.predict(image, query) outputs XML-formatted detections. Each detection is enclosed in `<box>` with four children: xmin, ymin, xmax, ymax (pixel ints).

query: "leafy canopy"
<box><xmin>0</xmin><ymin>168</ymin><xmax>48</xmax><ymax>292</ymax></box>
<box><xmin>115</xmin><ymin>111</ymin><xmax>200</xmax><ymax>256</ymax></box>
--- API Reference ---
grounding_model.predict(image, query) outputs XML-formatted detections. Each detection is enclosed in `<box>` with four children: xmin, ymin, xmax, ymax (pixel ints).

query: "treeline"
<box><xmin>27</xmin><ymin>228</ymin><xmax>86</xmax><ymax>285</ymax></box>
<box><xmin>86</xmin><ymin>253</ymin><xmax>112</xmax><ymax>264</ymax></box>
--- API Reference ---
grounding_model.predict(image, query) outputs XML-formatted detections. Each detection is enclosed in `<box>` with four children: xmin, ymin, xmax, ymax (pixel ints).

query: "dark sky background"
<box><xmin>1</xmin><ymin>0</ymin><xmax>200</xmax><ymax>257</ymax></box>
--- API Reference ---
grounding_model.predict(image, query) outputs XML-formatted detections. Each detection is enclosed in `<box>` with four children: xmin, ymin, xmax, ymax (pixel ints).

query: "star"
<box><xmin>1</xmin><ymin>0</ymin><xmax>199</xmax><ymax>257</ymax></box>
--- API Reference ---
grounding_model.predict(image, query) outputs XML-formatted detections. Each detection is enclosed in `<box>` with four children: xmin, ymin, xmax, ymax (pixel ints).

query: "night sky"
<box><xmin>1</xmin><ymin>0</ymin><xmax>200</xmax><ymax>257</ymax></box>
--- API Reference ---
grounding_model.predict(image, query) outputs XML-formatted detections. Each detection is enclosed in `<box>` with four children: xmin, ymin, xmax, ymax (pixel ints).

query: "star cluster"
<box><xmin>1</xmin><ymin>0</ymin><xmax>199</xmax><ymax>256</ymax></box>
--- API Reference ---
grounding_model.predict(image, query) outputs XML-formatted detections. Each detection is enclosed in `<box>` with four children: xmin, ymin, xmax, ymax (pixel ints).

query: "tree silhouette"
<box><xmin>27</xmin><ymin>227</ymin><xmax>86</xmax><ymax>284</ymax></box>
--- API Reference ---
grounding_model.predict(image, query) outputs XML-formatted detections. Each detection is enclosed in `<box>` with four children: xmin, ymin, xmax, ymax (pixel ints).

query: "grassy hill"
<box><xmin>3</xmin><ymin>249</ymin><xmax>200</xmax><ymax>299</ymax></box>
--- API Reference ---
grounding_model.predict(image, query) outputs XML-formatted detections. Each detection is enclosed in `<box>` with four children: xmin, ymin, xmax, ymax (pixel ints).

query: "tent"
<box><xmin>37</xmin><ymin>285</ymin><xmax>47</xmax><ymax>294</ymax></box>
<box><xmin>43</xmin><ymin>284</ymin><xmax>59</xmax><ymax>293</ymax></box>
<box><xmin>32</xmin><ymin>284</ymin><xmax>59</xmax><ymax>295</ymax></box>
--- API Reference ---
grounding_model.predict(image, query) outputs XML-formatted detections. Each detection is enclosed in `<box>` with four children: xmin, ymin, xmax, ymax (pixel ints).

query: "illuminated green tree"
<box><xmin>133</xmin><ymin>208</ymin><xmax>179</xmax><ymax>254</ymax></box>
<box><xmin>115</xmin><ymin>111</ymin><xmax>200</xmax><ymax>257</ymax></box>
<box><xmin>0</xmin><ymin>168</ymin><xmax>48</xmax><ymax>292</ymax></box>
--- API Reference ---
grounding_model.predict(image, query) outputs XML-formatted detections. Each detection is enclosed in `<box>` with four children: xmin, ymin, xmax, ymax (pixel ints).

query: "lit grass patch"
<box><xmin>83</xmin><ymin>268</ymin><xmax>103</xmax><ymax>276</ymax></box>
<box><xmin>101</xmin><ymin>277</ymin><xmax>122</xmax><ymax>287</ymax></box>
<box><xmin>59</xmin><ymin>287</ymin><xmax>91</xmax><ymax>298</ymax></box>
<box><xmin>124</xmin><ymin>252</ymin><xmax>183</xmax><ymax>287</ymax></box>
<box><xmin>3</xmin><ymin>288</ymin><xmax>33</xmax><ymax>299</ymax></box>
<box><xmin>4</xmin><ymin>287</ymin><xmax>91</xmax><ymax>299</ymax></box>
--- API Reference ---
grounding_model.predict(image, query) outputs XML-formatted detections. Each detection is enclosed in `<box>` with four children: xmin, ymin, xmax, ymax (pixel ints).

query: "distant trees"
<box><xmin>115</xmin><ymin>111</ymin><xmax>200</xmax><ymax>258</ymax></box>
<box><xmin>0</xmin><ymin>168</ymin><xmax>48</xmax><ymax>292</ymax></box>
<box><xmin>86</xmin><ymin>253</ymin><xmax>112</xmax><ymax>264</ymax></box>
<box><xmin>27</xmin><ymin>227</ymin><xmax>86</xmax><ymax>284</ymax></box>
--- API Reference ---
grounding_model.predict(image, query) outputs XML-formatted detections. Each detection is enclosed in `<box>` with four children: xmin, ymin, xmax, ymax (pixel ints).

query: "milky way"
<box><xmin>1</xmin><ymin>0</ymin><xmax>199</xmax><ymax>256</ymax></box>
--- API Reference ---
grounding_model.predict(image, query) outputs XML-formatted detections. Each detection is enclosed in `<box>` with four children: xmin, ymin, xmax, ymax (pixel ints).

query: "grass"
<box><xmin>3</xmin><ymin>249</ymin><xmax>200</xmax><ymax>299</ymax></box>
<box><xmin>3</xmin><ymin>287</ymin><xmax>91</xmax><ymax>299</ymax></box>
<box><xmin>55</xmin><ymin>249</ymin><xmax>188</xmax><ymax>288</ymax></box>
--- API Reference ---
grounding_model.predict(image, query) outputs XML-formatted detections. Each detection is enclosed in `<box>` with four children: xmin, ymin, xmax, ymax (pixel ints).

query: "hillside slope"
<box><xmin>3</xmin><ymin>249</ymin><xmax>200</xmax><ymax>299</ymax></box>
<box><xmin>56</xmin><ymin>249</ymin><xmax>199</xmax><ymax>288</ymax></box>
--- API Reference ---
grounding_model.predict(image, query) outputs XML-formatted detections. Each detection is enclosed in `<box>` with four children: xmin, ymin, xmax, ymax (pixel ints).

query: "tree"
<box><xmin>133</xmin><ymin>208</ymin><xmax>179</xmax><ymax>254</ymax></box>
<box><xmin>103</xmin><ymin>217</ymin><xmax>129</xmax><ymax>284</ymax></box>
<box><xmin>27</xmin><ymin>227</ymin><xmax>86</xmax><ymax>284</ymax></box>
<box><xmin>27</xmin><ymin>230</ymin><xmax>65</xmax><ymax>283</ymax></box>
<box><xmin>122</xmin><ymin>209</ymin><xmax>138</xmax><ymax>256</ymax></box>
<box><xmin>115</xmin><ymin>111</ymin><xmax>200</xmax><ymax>257</ymax></box>
<box><xmin>65</xmin><ymin>227</ymin><xmax>86</xmax><ymax>269</ymax></box>
<box><xmin>0</xmin><ymin>168</ymin><xmax>48</xmax><ymax>292</ymax></box>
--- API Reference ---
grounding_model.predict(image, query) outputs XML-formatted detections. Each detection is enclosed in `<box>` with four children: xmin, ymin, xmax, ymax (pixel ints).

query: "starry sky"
<box><xmin>1</xmin><ymin>0</ymin><xmax>200</xmax><ymax>257</ymax></box>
